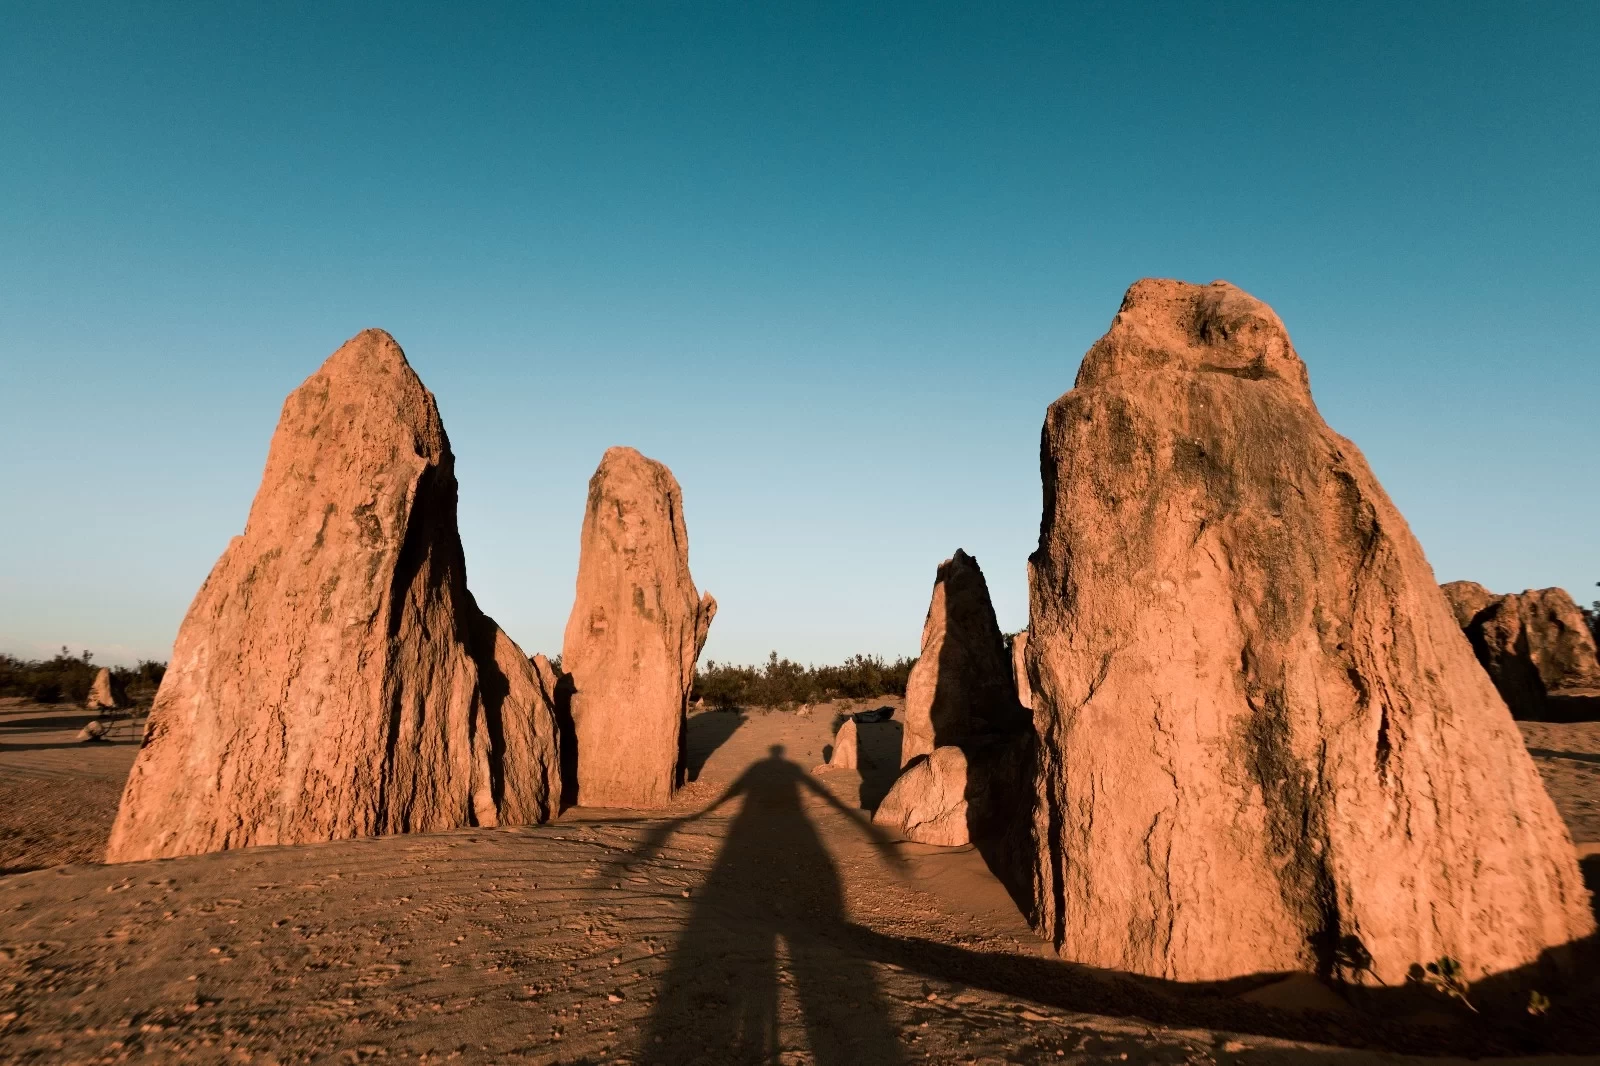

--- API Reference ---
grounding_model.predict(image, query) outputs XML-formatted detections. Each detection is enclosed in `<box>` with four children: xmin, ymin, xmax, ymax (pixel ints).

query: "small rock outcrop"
<box><xmin>106</xmin><ymin>330</ymin><xmax>561</xmax><ymax>863</ymax></box>
<box><xmin>1026</xmin><ymin>279</ymin><xmax>1593</xmax><ymax>983</ymax></box>
<box><xmin>561</xmin><ymin>447</ymin><xmax>716</xmax><ymax>808</ymax></box>
<box><xmin>76</xmin><ymin>719</ymin><xmax>110</xmax><ymax>743</ymax></box>
<box><xmin>85</xmin><ymin>668</ymin><xmax>127</xmax><ymax>711</ymax></box>
<box><xmin>873</xmin><ymin>746</ymin><xmax>969</xmax><ymax>845</ymax></box>
<box><xmin>901</xmin><ymin>551</ymin><xmax>1027</xmax><ymax>766</ymax></box>
<box><xmin>827</xmin><ymin>718</ymin><xmax>860</xmax><ymax>770</ymax></box>
<box><xmin>1442</xmin><ymin>582</ymin><xmax>1600</xmax><ymax>721</ymax></box>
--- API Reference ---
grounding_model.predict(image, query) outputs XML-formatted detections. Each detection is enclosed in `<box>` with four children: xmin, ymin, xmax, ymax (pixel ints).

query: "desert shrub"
<box><xmin>693</xmin><ymin>651</ymin><xmax>916</xmax><ymax>710</ymax></box>
<box><xmin>1586</xmin><ymin>582</ymin><xmax>1599</xmax><ymax>644</ymax></box>
<box><xmin>0</xmin><ymin>648</ymin><xmax>167</xmax><ymax>704</ymax></box>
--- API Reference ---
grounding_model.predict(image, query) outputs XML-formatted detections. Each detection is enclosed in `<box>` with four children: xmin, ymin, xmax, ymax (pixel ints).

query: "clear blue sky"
<box><xmin>2</xmin><ymin>3</ymin><xmax>1596</xmax><ymax>667</ymax></box>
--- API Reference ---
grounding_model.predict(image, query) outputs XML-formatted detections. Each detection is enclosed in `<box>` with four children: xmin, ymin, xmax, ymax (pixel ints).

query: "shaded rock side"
<box><xmin>1443</xmin><ymin>582</ymin><xmax>1600</xmax><ymax>721</ymax></box>
<box><xmin>902</xmin><ymin>550</ymin><xmax>1028</xmax><ymax>765</ymax></box>
<box><xmin>85</xmin><ymin>667</ymin><xmax>128</xmax><ymax>711</ymax></box>
<box><xmin>106</xmin><ymin>330</ymin><xmax>560</xmax><ymax>863</ymax></box>
<box><xmin>561</xmin><ymin>447</ymin><xmax>716</xmax><ymax>808</ymax></box>
<box><xmin>1025</xmin><ymin>279</ymin><xmax>1593</xmax><ymax>983</ymax></box>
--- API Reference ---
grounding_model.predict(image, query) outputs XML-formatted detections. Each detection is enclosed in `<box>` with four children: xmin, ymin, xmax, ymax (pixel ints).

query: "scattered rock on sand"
<box><xmin>84</xmin><ymin>667</ymin><xmax>127</xmax><ymax>711</ymax></box>
<box><xmin>76</xmin><ymin>719</ymin><xmax>110</xmax><ymax>743</ymax></box>
<box><xmin>1442</xmin><ymin>581</ymin><xmax>1600</xmax><ymax>721</ymax></box>
<box><xmin>561</xmin><ymin>447</ymin><xmax>716</xmax><ymax>808</ymax></box>
<box><xmin>1025</xmin><ymin>278</ymin><xmax>1593</xmax><ymax>982</ymax></box>
<box><xmin>902</xmin><ymin>550</ymin><xmax>1027</xmax><ymax>766</ymax></box>
<box><xmin>106</xmin><ymin>330</ymin><xmax>561</xmax><ymax>863</ymax></box>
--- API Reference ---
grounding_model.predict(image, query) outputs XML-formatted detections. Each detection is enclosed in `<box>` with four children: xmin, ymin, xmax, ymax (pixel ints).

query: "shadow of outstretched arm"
<box><xmin>797</xmin><ymin>767</ymin><xmax>908</xmax><ymax>873</ymax></box>
<box><xmin>590</xmin><ymin>775</ymin><xmax>748</xmax><ymax>886</ymax></box>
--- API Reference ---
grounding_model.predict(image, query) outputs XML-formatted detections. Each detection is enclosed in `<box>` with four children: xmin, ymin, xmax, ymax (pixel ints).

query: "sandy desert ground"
<box><xmin>2</xmin><ymin>697</ymin><xmax>1598</xmax><ymax>1064</ymax></box>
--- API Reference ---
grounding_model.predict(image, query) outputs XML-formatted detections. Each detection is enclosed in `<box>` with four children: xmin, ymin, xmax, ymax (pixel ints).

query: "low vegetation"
<box><xmin>0</xmin><ymin>648</ymin><xmax>166</xmax><ymax>705</ymax></box>
<box><xmin>693</xmin><ymin>651</ymin><xmax>916</xmax><ymax>710</ymax></box>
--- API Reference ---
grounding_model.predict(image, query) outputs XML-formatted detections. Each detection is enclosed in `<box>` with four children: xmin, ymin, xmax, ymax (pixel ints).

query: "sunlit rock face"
<box><xmin>561</xmin><ymin>447</ymin><xmax>715</xmax><ymax>809</ymax></box>
<box><xmin>1025</xmin><ymin>279</ymin><xmax>1593</xmax><ymax>982</ymax></box>
<box><xmin>107</xmin><ymin>330</ymin><xmax>560</xmax><ymax>862</ymax></box>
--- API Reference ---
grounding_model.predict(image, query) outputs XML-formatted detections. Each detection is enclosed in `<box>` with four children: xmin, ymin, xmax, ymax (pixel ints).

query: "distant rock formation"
<box><xmin>1011</xmin><ymin>630</ymin><xmax>1032</xmax><ymax>710</ymax></box>
<box><xmin>827</xmin><ymin>718</ymin><xmax>860</xmax><ymax>770</ymax></box>
<box><xmin>1025</xmin><ymin>279</ymin><xmax>1593</xmax><ymax>983</ymax></box>
<box><xmin>85</xmin><ymin>667</ymin><xmax>127</xmax><ymax>711</ymax></box>
<box><xmin>106</xmin><ymin>330</ymin><xmax>561</xmax><ymax>863</ymax></box>
<box><xmin>901</xmin><ymin>551</ymin><xmax>1027</xmax><ymax>766</ymax></box>
<box><xmin>561</xmin><ymin>447</ymin><xmax>716</xmax><ymax>808</ymax></box>
<box><xmin>1442</xmin><ymin>581</ymin><xmax>1600</xmax><ymax>721</ymax></box>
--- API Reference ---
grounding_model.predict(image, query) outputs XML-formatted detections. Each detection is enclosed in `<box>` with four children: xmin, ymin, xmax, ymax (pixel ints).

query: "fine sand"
<box><xmin>2</xmin><ymin>699</ymin><xmax>1598</xmax><ymax>1064</ymax></box>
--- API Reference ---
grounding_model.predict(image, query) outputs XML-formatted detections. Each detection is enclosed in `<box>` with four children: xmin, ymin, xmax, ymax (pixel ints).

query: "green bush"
<box><xmin>692</xmin><ymin>651</ymin><xmax>917</xmax><ymax>710</ymax></box>
<box><xmin>0</xmin><ymin>648</ymin><xmax>166</xmax><ymax>704</ymax></box>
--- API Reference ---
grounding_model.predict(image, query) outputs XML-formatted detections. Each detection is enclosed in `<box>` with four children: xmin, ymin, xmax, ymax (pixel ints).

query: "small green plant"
<box><xmin>1418</xmin><ymin>957</ymin><xmax>1476</xmax><ymax>1012</ymax></box>
<box><xmin>1527</xmin><ymin>989</ymin><xmax>1551</xmax><ymax>1016</ymax></box>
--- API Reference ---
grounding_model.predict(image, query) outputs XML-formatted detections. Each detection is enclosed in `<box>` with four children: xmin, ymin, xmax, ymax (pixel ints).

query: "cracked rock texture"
<box><xmin>1024</xmin><ymin>278</ymin><xmax>1593</xmax><ymax>983</ymax></box>
<box><xmin>874</xmin><ymin>746</ymin><xmax>971</xmax><ymax>845</ymax></box>
<box><xmin>1442</xmin><ymin>581</ymin><xmax>1600</xmax><ymax>721</ymax></box>
<box><xmin>106</xmin><ymin>330</ymin><xmax>560</xmax><ymax>862</ymax></box>
<box><xmin>561</xmin><ymin>447</ymin><xmax>716</xmax><ymax>808</ymax></box>
<box><xmin>902</xmin><ymin>550</ymin><xmax>1028</xmax><ymax>766</ymax></box>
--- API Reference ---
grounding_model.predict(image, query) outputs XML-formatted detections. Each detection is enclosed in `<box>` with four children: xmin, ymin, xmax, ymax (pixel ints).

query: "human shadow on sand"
<box><xmin>625</xmin><ymin>745</ymin><xmax>907</xmax><ymax>1065</ymax></box>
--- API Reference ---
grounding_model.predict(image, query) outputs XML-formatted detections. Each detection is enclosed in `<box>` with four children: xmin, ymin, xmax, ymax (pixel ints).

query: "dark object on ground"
<box><xmin>851</xmin><ymin>706</ymin><xmax>894</xmax><ymax>724</ymax></box>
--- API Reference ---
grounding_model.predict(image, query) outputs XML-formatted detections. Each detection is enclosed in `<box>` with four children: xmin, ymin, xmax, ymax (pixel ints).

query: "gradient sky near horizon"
<box><xmin>2</xmin><ymin>2</ymin><xmax>1596</xmax><ymax>668</ymax></box>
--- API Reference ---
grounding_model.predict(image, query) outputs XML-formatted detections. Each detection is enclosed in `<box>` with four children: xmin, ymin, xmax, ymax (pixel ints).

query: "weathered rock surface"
<box><xmin>873</xmin><ymin>746</ymin><xmax>969</xmax><ymax>845</ymax></box>
<box><xmin>106</xmin><ymin>330</ymin><xmax>561</xmax><ymax>863</ymax></box>
<box><xmin>1441</xmin><ymin>580</ymin><xmax>1497</xmax><ymax>631</ymax></box>
<box><xmin>1025</xmin><ymin>278</ymin><xmax>1593</xmax><ymax>983</ymax></box>
<box><xmin>1442</xmin><ymin>582</ymin><xmax>1600</xmax><ymax>722</ymax></box>
<box><xmin>902</xmin><ymin>551</ymin><xmax>1027</xmax><ymax>766</ymax></box>
<box><xmin>85</xmin><ymin>668</ymin><xmax>127</xmax><ymax>711</ymax></box>
<box><xmin>873</xmin><ymin>735</ymin><xmax>1038</xmax><ymax>894</ymax></box>
<box><xmin>1012</xmin><ymin>630</ymin><xmax>1032</xmax><ymax>710</ymax></box>
<box><xmin>561</xmin><ymin>447</ymin><xmax>716</xmax><ymax>808</ymax></box>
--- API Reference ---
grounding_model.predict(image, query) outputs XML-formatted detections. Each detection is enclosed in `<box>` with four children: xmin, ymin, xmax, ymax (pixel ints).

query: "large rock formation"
<box><xmin>1442</xmin><ymin>581</ymin><xmax>1600</xmax><ymax>721</ymax></box>
<box><xmin>106</xmin><ymin>330</ymin><xmax>560</xmax><ymax>863</ymax></box>
<box><xmin>1025</xmin><ymin>279</ymin><xmax>1593</xmax><ymax>983</ymax></box>
<box><xmin>561</xmin><ymin>447</ymin><xmax>715</xmax><ymax>808</ymax></box>
<box><xmin>85</xmin><ymin>667</ymin><xmax>127</xmax><ymax>711</ymax></box>
<box><xmin>901</xmin><ymin>551</ymin><xmax>1027</xmax><ymax>766</ymax></box>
